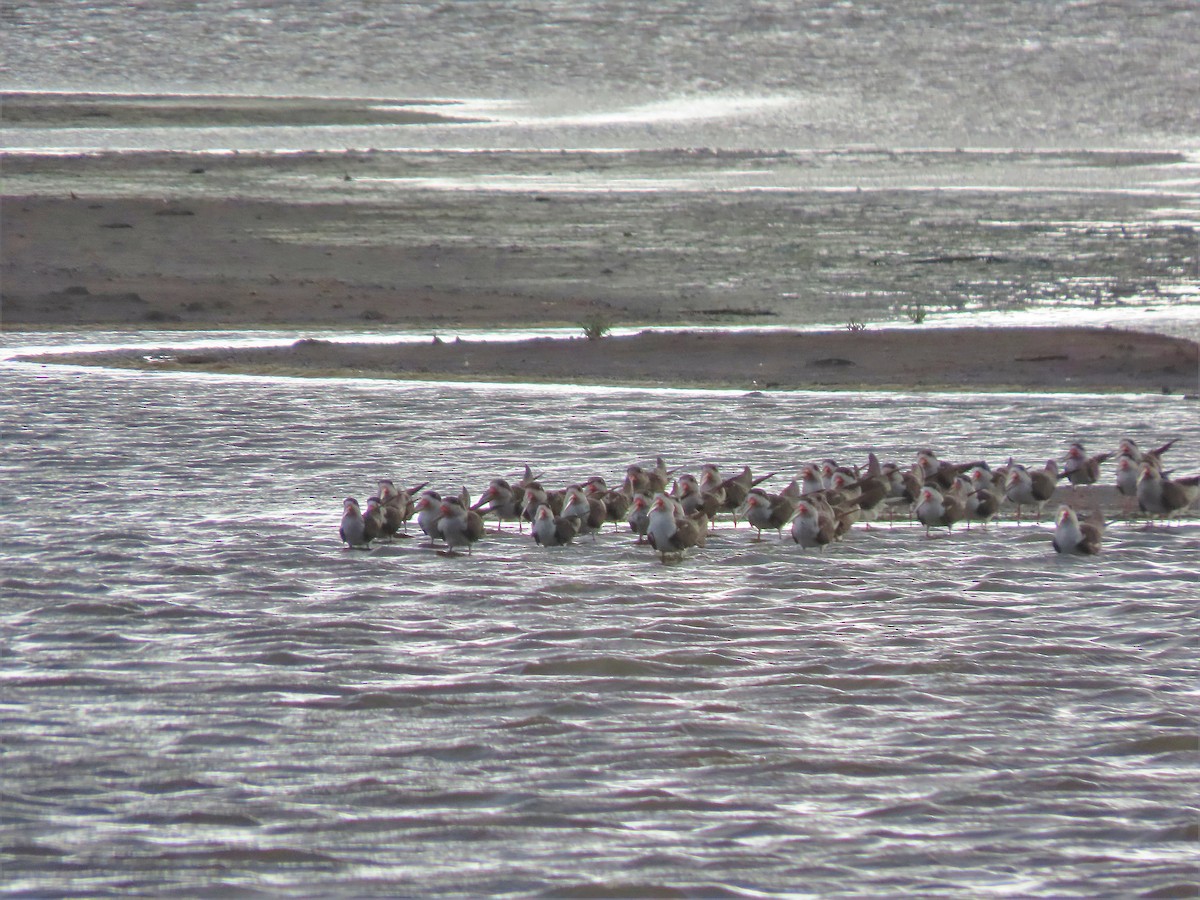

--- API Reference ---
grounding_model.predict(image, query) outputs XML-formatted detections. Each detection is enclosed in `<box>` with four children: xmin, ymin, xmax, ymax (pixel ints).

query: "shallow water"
<box><xmin>6</xmin><ymin>146</ymin><xmax>1199</xmax><ymax>333</ymax></box>
<box><xmin>4</xmin><ymin>0</ymin><xmax>1199</xmax><ymax>151</ymax></box>
<box><xmin>2</xmin><ymin>338</ymin><xmax>1198</xmax><ymax>897</ymax></box>
<box><xmin>6</xmin><ymin>2</ymin><xmax>1199</xmax><ymax>891</ymax></box>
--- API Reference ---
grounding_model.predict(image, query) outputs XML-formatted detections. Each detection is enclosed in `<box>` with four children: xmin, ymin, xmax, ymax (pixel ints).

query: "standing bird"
<box><xmin>880</xmin><ymin>464</ymin><xmax>923</xmax><ymax>525</ymax></box>
<box><xmin>1117</xmin><ymin>437</ymin><xmax>1177</xmax><ymax>470</ymax></box>
<box><xmin>915</xmin><ymin>486</ymin><xmax>965</xmax><ymax>537</ymax></box>
<box><xmin>1061</xmin><ymin>443</ymin><xmax>1109</xmax><ymax>491</ymax></box>
<box><xmin>646</xmin><ymin>493</ymin><xmax>707</xmax><ymax>563</ymax></box>
<box><xmin>675</xmin><ymin>474</ymin><xmax>721</xmax><ymax>521</ymax></box>
<box><xmin>835</xmin><ymin>470</ymin><xmax>889</xmax><ymax>529</ymax></box>
<box><xmin>436</xmin><ymin>497</ymin><xmax>485</xmax><ymax>555</ymax></box>
<box><xmin>339</xmin><ymin>497</ymin><xmax>372</xmax><ymax>549</ymax></box>
<box><xmin>741</xmin><ymin>489</ymin><xmax>795</xmax><ymax>542</ymax></box>
<box><xmin>531</xmin><ymin>504</ymin><xmax>579</xmax><ymax>547</ymax></box>
<box><xmin>560</xmin><ymin>485</ymin><xmax>607</xmax><ymax>540</ymax></box>
<box><xmin>1113</xmin><ymin>455</ymin><xmax>1142</xmax><ymax>517</ymax></box>
<box><xmin>696</xmin><ymin>467</ymin><xmax>728</xmax><ymax>513</ymax></box>
<box><xmin>624</xmin><ymin>459</ymin><xmax>671</xmax><ymax>496</ymax></box>
<box><xmin>472</xmin><ymin>477</ymin><xmax>526</xmax><ymax>531</ymax></box>
<box><xmin>790</xmin><ymin>499</ymin><xmax>836</xmax><ymax>550</ymax></box>
<box><xmin>965</xmin><ymin>468</ymin><xmax>1001</xmax><ymax>529</ymax></box>
<box><xmin>916</xmin><ymin>449</ymin><xmax>983</xmax><ymax>491</ymax></box>
<box><xmin>1052</xmin><ymin>505</ymin><xmax>1105</xmax><ymax>555</ymax></box>
<box><xmin>413</xmin><ymin>490</ymin><xmax>445</xmax><ymax>544</ymax></box>
<box><xmin>362</xmin><ymin>496</ymin><xmax>385</xmax><ymax>544</ymax></box>
<box><xmin>520</xmin><ymin>482</ymin><xmax>564</xmax><ymax>524</ymax></box>
<box><xmin>377</xmin><ymin>479</ymin><xmax>427</xmax><ymax>537</ymax></box>
<box><xmin>704</xmin><ymin>464</ymin><xmax>774</xmax><ymax>523</ymax></box>
<box><xmin>819</xmin><ymin>459</ymin><xmax>847</xmax><ymax>489</ymax></box>
<box><xmin>798</xmin><ymin>463</ymin><xmax>826</xmax><ymax>498</ymax></box>
<box><xmin>1136</xmin><ymin>463</ymin><xmax>1200</xmax><ymax>526</ymax></box>
<box><xmin>1005</xmin><ymin>461</ymin><xmax>1058</xmax><ymax>523</ymax></box>
<box><xmin>376</xmin><ymin>480</ymin><xmax>406</xmax><ymax>538</ymax></box>
<box><xmin>585</xmin><ymin>476</ymin><xmax>630</xmax><ymax>530</ymax></box>
<box><xmin>627</xmin><ymin>492</ymin><xmax>653</xmax><ymax>543</ymax></box>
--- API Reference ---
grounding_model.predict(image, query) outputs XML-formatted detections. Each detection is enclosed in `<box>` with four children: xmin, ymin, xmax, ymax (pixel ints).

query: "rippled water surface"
<box><xmin>2</xmin><ymin>342</ymin><xmax>1197</xmax><ymax>897</ymax></box>
<box><xmin>5</xmin><ymin>0</ymin><xmax>1199</xmax><ymax>151</ymax></box>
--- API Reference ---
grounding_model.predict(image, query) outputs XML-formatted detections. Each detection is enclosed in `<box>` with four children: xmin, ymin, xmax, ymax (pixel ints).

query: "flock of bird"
<box><xmin>338</xmin><ymin>437</ymin><xmax>1197</xmax><ymax>562</ymax></box>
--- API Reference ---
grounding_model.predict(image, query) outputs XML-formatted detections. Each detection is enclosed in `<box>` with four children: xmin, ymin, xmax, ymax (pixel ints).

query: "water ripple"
<box><xmin>1</xmin><ymin>356</ymin><xmax>1197</xmax><ymax>897</ymax></box>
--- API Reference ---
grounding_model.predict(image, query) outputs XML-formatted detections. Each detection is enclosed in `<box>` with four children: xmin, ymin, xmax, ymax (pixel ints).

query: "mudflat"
<box><xmin>3</xmin><ymin>154</ymin><xmax>1197</xmax><ymax>393</ymax></box>
<box><xmin>25</xmin><ymin>327</ymin><xmax>1197</xmax><ymax>394</ymax></box>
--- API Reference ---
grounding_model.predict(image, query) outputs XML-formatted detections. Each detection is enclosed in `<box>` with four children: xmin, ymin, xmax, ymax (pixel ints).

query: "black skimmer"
<box><xmin>1117</xmin><ymin>437</ymin><xmax>1177</xmax><ymax>470</ymax></box>
<box><xmin>339</xmin><ymin>497</ymin><xmax>372</xmax><ymax>549</ymax></box>
<box><xmin>436</xmin><ymin>496</ymin><xmax>485</xmax><ymax>555</ymax></box>
<box><xmin>798</xmin><ymin>463</ymin><xmax>826</xmax><ymax>498</ymax></box>
<box><xmin>472</xmin><ymin>478</ymin><xmax>526</xmax><ymax>531</ymax></box>
<box><xmin>1113</xmin><ymin>455</ymin><xmax>1142</xmax><ymax>517</ymax></box>
<box><xmin>646</xmin><ymin>493</ymin><xmax>707</xmax><ymax>562</ymax></box>
<box><xmin>413</xmin><ymin>490</ymin><xmax>445</xmax><ymax>544</ymax></box>
<box><xmin>624</xmin><ymin>458</ymin><xmax>671</xmax><ymax>496</ymax></box>
<box><xmin>835</xmin><ymin>469</ymin><xmax>889</xmax><ymax>528</ymax></box>
<box><xmin>707</xmin><ymin>465</ymin><xmax>775</xmax><ymax>522</ymax></box>
<box><xmin>1004</xmin><ymin>461</ymin><xmax>1058</xmax><ymax>523</ymax></box>
<box><xmin>362</xmin><ymin>496</ymin><xmax>385</xmax><ymax>544</ymax></box>
<box><xmin>520</xmin><ymin>482</ymin><xmax>564</xmax><ymax>524</ymax></box>
<box><xmin>1052</xmin><ymin>505</ymin><xmax>1105</xmax><ymax>555</ymax></box>
<box><xmin>790</xmin><ymin>498</ymin><xmax>836</xmax><ymax>549</ymax></box>
<box><xmin>741</xmin><ymin>488</ymin><xmax>795</xmax><ymax>541</ymax></box>
<box><xmin>917</xmin><ymin>449</ymin><xmax>983</xmax><ymax>491</ymax></box>
<box><xmin>627</xmin><ymin>492</ymin><xmax>653</xmax><ymax>543</ymax></box>
<box><xmin>378</xmin><ymin>479</ymin><xmax>428</xmax><ymax>537</ymax></box>
<box><xmin>1062</xmin><ymin>442</ymin><xmax>1109</xmax><ymax>489</ymax></box>
<box><xmin>561</xmin><ymin>485</ymin><xmax>607</xmax><ymax>539</ymax></box>
<box><xmin>532</xmin><ymin>504</ymin><xmax>579</xmax><ymax>547</ymax></box>
<box><xmin>585</xmin><ymin>476</ymin><xmax>631</xmax><ymax>530</ymax></box>
<box><xmin>915</xmin><ymin>486</ymin><xmax>966</xmax><ymax>536</ymax></box>
<box><xmin>675</xmin><ymin>474</ymin><xmax>721</xmax><ymax>520</ymax></box>
<box><xmin>965</xmin><ymin>468</ymin><xmax>1001</xmax><ymax>529</ymax></box>
<box><xmin>1136</xmin><ymin>463</ymin><xmax>1200</xmax><ymax>526</ymax></box>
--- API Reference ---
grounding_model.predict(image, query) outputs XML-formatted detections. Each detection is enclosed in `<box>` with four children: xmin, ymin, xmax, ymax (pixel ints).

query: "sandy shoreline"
<box><xmin>24</xmin><ymin>326</ymin><xmax>1199</xmax><ymax>395</ymax></box>
<box><xmin>3</xmin><ymin>151</ymin><xmax>1198</xmax><ymax>392</ymax></box>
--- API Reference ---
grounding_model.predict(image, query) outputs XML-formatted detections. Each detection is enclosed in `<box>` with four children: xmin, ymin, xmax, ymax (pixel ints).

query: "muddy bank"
<box><xmin>3</xmin><ymin>149</ymin><xmax>1197</xmax><ymax>334</ymax></box>
<box><xmin>26</xmin><ymin>327</ymin><xmax>1199</xmax><ymax>394</ymax></box>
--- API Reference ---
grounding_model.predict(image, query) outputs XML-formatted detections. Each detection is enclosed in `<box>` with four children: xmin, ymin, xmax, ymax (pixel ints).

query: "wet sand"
<box><xmin>3</xmin><ymin>161</ymin><xmax>1198</xmax><ymax>393</ymax></box>
<box><xmin>2</xmin><ymin>193</ymin><xmax>626</xmax><ymax>331</ymax></box>
<box><xmin>24</xmin><ymin>326</ymin><xmax>1197</xmax><ymax>394</ymax></box>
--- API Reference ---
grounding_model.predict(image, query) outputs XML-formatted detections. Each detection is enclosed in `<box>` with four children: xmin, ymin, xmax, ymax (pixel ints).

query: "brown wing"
<box><xmin>1147</xmin><ymin>438</ymin><xmax>1178</xmax><ymax>462</ymax></box>
<box><xmin>942</xmin><ymin>495</ymin><xmax>966</xmax><ymax>527</ymax></box>
<box><xmin>769</xmin><ymin>496</ymin><xmax>795</xmax><ymax>530</ymax></box>
<box><xmin>1078</xmin><ymin>522</ymin><xmax>1103</xmax><ymax>554</ymax></box>
<box><xmin>726</xmin><ymin>466</ymin><xmax>754</xmax><ymax>490</ymax></box>
<box><xmin>586</xmin><ymin>497</ymin><xmax>607</xmax><ymax>530</ymax></box>
<box><xmin>466</xmin><ymin>511</ymin><xmax>486</xmax><ymax>543</ymax></box>
<box><xmin>673</xmin><ymin>515</ymin><xmax>704</xmax><ymax>551</ymax></box>
<box><xmin>603</xmin><ymin>491</ymin><xmax>630</xmax><ymax>522</ymax></box>
<box><xmin>855</xmin><ymin>481</ymin><xmax>888</xmax><ymax>512</ymax></box>
<box><xmin>816</xmin><ymin>518</ymin><xmax>836</xmax><ymax>546</ymax></box>
<box><xmin>973</xmin><ymin>489</ymin><xmax>999</xmax><ymax>519</ymax></box>
<box><xmin>1031</xmin><ymin>471</ymin><xmax>1057</xmax><ymax>502</ymax></box>
<box><xmin>702</xmin><ymin>484</ymin><xmax>727</xmax><ymax>508</ymax></box>
<box><xmin>698</xmin><ymin>492</ymin><xmax>720</xmax><ymax>519</ymax></box>
<box><xmin>1160</xmin><ymin>479</ymin><xmax>1193</xmax><ymax>513</ymax></box>
<box><xmin>556</xmin><ymin>516</ymin><xmax>579</xmax><ymax>545</ymax></box>
<box><xmin>721</xmin><ymin>479</ymin><xmax>749</xmax><ymax>510</ymax></box>
<box><xmin>833</xmin><ymin>506</ymin><xmax>857</xmax><ymax>538</ymax></box>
